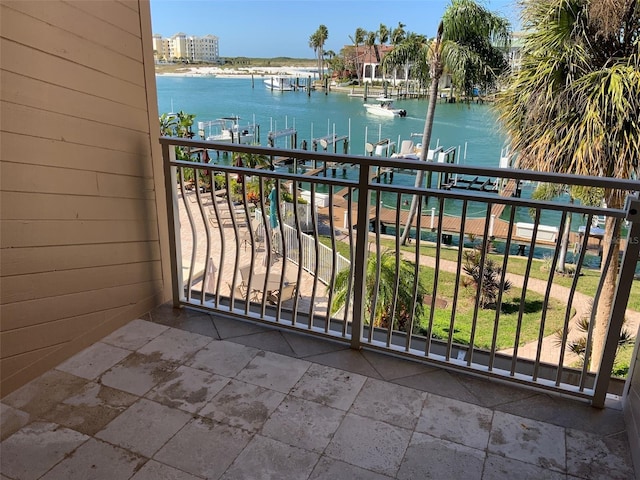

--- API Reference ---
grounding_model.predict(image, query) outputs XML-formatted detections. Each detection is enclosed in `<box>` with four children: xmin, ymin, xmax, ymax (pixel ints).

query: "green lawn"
<box><xmin>416</xmin><ymin>267</ymin><xmax>569</xmax><ymax>350</ymax></box>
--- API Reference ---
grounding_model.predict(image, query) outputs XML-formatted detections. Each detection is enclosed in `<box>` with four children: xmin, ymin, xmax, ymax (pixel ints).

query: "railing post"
<box><xmin>161</xmin><ymin>141</ymin><xmax>183</xmax><ymax>307</ymax></box>
<box><xmin>350</xmin><ymin>164</ymin><xmax>372</xmax><ymax>349</ymax></box>
<box><xmin>593</xmin><ymin>195</ymin><xmax>640</xmax><ymax>407</ymax></box>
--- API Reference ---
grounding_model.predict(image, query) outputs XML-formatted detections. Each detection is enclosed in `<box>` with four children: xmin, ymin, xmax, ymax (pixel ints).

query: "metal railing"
<box><xmin>160</xmin><ymin>137</ymin><xmax>640</xmax><ymax>407</ymax></box>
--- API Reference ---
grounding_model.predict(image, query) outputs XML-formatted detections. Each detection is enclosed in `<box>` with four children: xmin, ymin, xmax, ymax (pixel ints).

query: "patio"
<box><xmin>1</xmin><ymin>302</ymin><xmax>635</xmax><ymax>480</ymax></box>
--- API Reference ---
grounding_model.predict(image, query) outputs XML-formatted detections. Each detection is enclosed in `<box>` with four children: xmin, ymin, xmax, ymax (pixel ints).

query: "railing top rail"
<box><xmin>160</xmin><ymin>137</ymin><xmax>640</xmax><ymax>192</ymax></box>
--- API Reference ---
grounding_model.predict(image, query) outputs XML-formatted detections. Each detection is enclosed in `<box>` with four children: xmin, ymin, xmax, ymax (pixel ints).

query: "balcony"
<box><xmin>1</xmin><ymin>302</ymin><xmax>635</xmax><ymax>479</ymax></box>
<box><xmin>2</xmin><ymin>138</ymin><xmax>638</xmax><ymax>479</ymax></box>
<box><xmin>160</xmin><ymin>138</ymin><xmax>640</xmax><ymax>405</ymax></box>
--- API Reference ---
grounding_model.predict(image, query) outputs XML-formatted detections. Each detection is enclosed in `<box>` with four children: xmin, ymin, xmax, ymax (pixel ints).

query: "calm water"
<box><xmin>155</xmin><ymin>75</ymin><xmax>506</xmax><ymax>166</ymax></box>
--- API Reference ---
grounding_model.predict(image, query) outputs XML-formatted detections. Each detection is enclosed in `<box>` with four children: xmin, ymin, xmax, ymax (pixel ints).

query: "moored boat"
<box><xmin>264</xmin><ymin>76</ymin><xmax>295</xmax><ymax>91</ymax></box>
<box><xmin>198</xmin><ymin>116</ymin><xmax>258</xmax><ymax>144</ymax></box>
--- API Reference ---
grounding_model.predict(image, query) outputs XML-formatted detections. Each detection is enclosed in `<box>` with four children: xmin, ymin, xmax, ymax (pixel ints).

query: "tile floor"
<box><xmin>1</xmin><ymin>303</ymin><xmax>636</xmax><ymax>480</ymax></box>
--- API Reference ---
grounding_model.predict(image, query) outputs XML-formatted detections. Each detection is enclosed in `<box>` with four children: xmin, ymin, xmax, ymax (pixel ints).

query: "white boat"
<box><xmin>198</xmin><ymin>116</ymin><xmax>258</xmax><ymax>144</ymax></box>
<box><xmin>264</xmin><ymin>76</ymin><xmax>295</xmax><ymax>91</ymax></box>
<box><xmin>363</xmin><ymin>97</ymin><xmax>407</xmax><ymax>117</ymax></box>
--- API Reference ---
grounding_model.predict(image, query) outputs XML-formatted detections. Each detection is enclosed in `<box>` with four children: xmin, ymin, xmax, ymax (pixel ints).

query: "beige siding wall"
<box><xmin>0</xmin><ymin>0</ymin><xmax>170</xmax><ymax>395</ymax></box>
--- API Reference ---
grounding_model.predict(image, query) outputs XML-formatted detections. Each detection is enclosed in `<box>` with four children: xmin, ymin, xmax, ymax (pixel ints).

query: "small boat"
<box><xmin>198</xmin><ymin>116</ymin><xmax>258</xmax><ymax>144</ymax></box>
<box><xmin>363</xmin><ymin>97</ymin><xmax>407</xmax><ymax>117</ymax></box>
<box><xmin>264</xmin><ymin>77</ymin><xmax>295</xmax><ymax>91</ymax></box>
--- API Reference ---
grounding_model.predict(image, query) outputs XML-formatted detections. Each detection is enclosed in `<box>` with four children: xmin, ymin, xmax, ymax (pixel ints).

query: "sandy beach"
<box><xmin>155</xmin><ymin>64</ymin><xmax>318</xmax><ymax>79</ymax></box>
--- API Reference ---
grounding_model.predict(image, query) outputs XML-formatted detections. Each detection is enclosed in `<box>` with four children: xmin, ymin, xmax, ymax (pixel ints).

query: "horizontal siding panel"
<box><xmin>1</xmin><ymin>42</ymin><xmax>147</xmax><ymax>109</ymax></box>
<box><xmin>1</xmin><ymin>102</ymin><xmax>152</xmax><ymax>156</ymax></box>
<box><xmin>0</xmin><ymin>163</ymin><xmax>156</xmax><ymax>199</ymax></box>
<box><xmin>118</xmin><ymin>0</ymin><xmax>139</xmax><ymax>13</ymax></box>
<box><xmin>7</xmin><ymin>0</ymin><xmax>143</xmax><ymax>62</ymax></box>
<box><xmin>1</xmin><ymin>162</ymin><xmax>101</xmax><ymax>197</ymax></box>
<box><xmin>1</xmin><ymin>260</ymin><xmax>163</xmax><ymax>304</ymax></box>
<box><xmin>0</xmin><ymin>4</ymin><xmax>144</xmax><ymax>87</ymax></box>
<box><xmin>0</xmin><ymin>344</ymin><xmax>60</xmax><ymax>382</ymax></box>
<box><xmin>96</xmin><ymin>172</ymin><xmax>157</xmax><ymax>199</ymax></box>
<box><xmin>1</xmin><ymin>242</ymin><xmax>161</xmax><ymax>277</ymax></box>
<box><xmin>0</xmin><ymin>133</ymin><xmax>155</xmax><ymax>178</ymax></box>
<box><xmin>1</xmin><ymin>192</ymin><xmax>158</xmax><ymax>221</ymax></box>
<box><xmin>2</xmin><ymin>70</ymin><xmax>149</xmax><ymax>132</ymax></box>
<box><xmin>1</xmin><ymin>219</ymin><xmax>160</xmax><ymax>248</ymax></box>
<box><xmin>1</xmin><ymin>280</ymin><xmax>163</xmax><ymax>331</ymax></box>
<box><xmin>67</xmin><ymin>0</ymin><xmax>142</xmax><ymax>36</ymax></box>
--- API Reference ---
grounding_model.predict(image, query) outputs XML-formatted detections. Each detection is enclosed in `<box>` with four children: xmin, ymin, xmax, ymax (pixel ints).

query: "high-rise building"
<box><xmin>152</xmin><ymin>32</ymin><xmax>220</xmax><ymax>63</ymax></box>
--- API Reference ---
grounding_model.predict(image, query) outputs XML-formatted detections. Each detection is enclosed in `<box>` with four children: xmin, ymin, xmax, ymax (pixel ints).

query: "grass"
<box><xmin>416</xmin><ymin>267</ymin><xmax>569</xmax><ymax>350</ymax></box>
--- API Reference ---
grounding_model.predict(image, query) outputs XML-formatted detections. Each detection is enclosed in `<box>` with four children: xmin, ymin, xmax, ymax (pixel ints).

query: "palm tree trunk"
<box><xmin>590</xmin><ymin>192</ymin><xmax>623</xmax><ymax>372</ymax></box>
<box><xmin>399</xmin><ymin>65</ymin><xmax>441</xmax><ymax>245</ymax></box>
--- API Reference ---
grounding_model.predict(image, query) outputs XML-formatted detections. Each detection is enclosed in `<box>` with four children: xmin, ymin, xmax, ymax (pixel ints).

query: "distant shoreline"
<box><xmin>155</xmin><ymin>64</ymin><xmax>318</xmax><ymax>79</ymax></box>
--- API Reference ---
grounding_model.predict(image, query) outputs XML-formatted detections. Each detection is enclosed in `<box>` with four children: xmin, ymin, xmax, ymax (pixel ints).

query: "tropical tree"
<box><xmin>390</xmin><ymin>22</ymin><xmax>407</xmax><ymax>85</ymax></box>
<box><xmin>331</xmin><ymin>249</ymin><xmax>427</xmax><ymax>332</ymax></box>
<box><xmin>495</xmin><ymin>0</ymin><xmax>640</xmax><ymax>370</ymax></box>
<box><xmin>349</xmin><ymin>27</ymin><xmax>367</xmax><ymax>83</ymax></box>
<box><xmin>383</xmin><ymin>0</ymin><xmax>511</xmax><ymax>245</ymax></box>
<box><xmin>309</xmin><ymin>25</ymin><xmax>329</xmax><ymax>78</ymax></box>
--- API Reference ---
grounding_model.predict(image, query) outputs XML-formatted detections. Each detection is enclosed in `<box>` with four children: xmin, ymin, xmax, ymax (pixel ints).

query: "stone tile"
<box><xmin>488</xmin><ymin>411</ymin><xmax>566</xmax><ymax>472</ymax></box>
<box><xmin>236</xmin><ymin>350</ymin><xmax>310</xmax><ymax>393</ymax></box>
<box><xmin>451</xmin><ymin>372</ymin><xmax>537</xmax><ymax>408</ymax></box>
<box><xmin>290</xmin><ymin>363</ymin><xmax>366</xmax><ymax>411</ymax></box>
<box><xmin>497</xmin><ymin>392</ymin><xmax>626</xmax><ymax>435</ymax></box>
<box><xmin>149</xmin><ymin>303</ymin><xmax>220</xmax><ymax>338</ymax></box>
<box><xmin>228</xmin><ymin>330</ymin><xmax>296</xmax><ymax>356</ymax></box>
<box><xmin>325</xmin><ymin>413</ymin><xmax>412</xmax><ymax>477</ymax></box>
<box><xmin>99</xmin><ymin>351</ymin><xmax>178</xmax><ymax>396</ymax></box>
<box><xmin>95</xmin><ymin>398</ymin><xmax>191</xmax><ymax>457</ymax></box>
<box><xmin>137</xmin><ymin>327</ymin><xmax>213</xmax><ymax>362</ymax></box>
<box><xmin>565</xmin><ymin>428</ymin><xmax>635</xmax><ymax>480</ymax></box>
<box><xmin>146</xmin><ymin>365</ymin><xmax>230</xmax><ymax>413</ymax></box>
<box><xmin>199</xmin><ymin>379</ymin><xmax>285</xmax><ymax>432</ymax></box>
<box><xmin>361</xmin><ymin>349</ymin><xmax>437</xmax><ymax>381</ymax></box>
<box><xmin>2</xmin><ymin>369</ymin><xmax>87</xmax><ymax>417</ymax></box>
<box><xmin>350</xmin><ymin>378</ymin><xmax>426</xmax><ymax>430</ymax></box>
<box><xmin>212</xmin><ymin>314</ymin><xmax>274</xmax><ymax>338</ymax></box>
<box><xmin>220</xmin><ymin>435</ymin><xmax>319</xmax><ymax>480</ymax></box>
<box><xmin>416</xmin><ymin>392</ymin><xmax>493</xmax><ymax>450</ymax></box>
<box><xmin>261</xmin><ymin>396</ymin><xmax>345</xmax><ymax>452</ymax></box>
<box><xmin>304</xmin><ymin>349</ymin><xmax>383</xmax><ymax>379</ymax></box>
<box><xmin>186</xmin><ymin>340</ymin><xmax>259</xmax><ymax>377</ymax></box>
<box><xmin>40</xmin><ymin>438</ymin><xmax>145</xmax><ymax>480</ymax></box>
<box><xmin>397</xmin><ymin>432</ymin><xmax>485</xmax><ymax>480</ymax></box>
<box><xmin>131</xmin><ymin>460</ymin><xmax>204</xmax><ymax>480</ymax></box>
<box><xmin>56</xmin><ymin>342</ymin><xmax>131</xmax><ymax>380</ymax></box>
<box><xmin>282</xmin><ymin>330</ymin><xmax>348</xmax><ymax>358</ymax></box>
<box><xmin>0</xmin><ymin>403</ymin><xmax>30</xmax><ymax>441</ymax></box>
<box><xmin>101</xmin><ymin>319</ymin><xmax>169</xmax><ymax>351</ymax></box>
<box><xmin>309</xmin><ymin>457</ymin><xmax>394</xmax><ymax>480</ymax></box>
<box><xmin>482</xmin><ymin>454</ymin><xmax>567</xmax><ymax>480</ymax></box>
<box><xmin>0</xmin><ymin>422</ymin><xmax>89</xmax><ymax>480</ymax></box>
<box><xmin>392</xmin><ymin>369</ymin><xmax>479</xmax><ymax>403</ymax></box>
<box><xmin>39</xmin><ymin>382</ymin><xmax>138</xmax><ymax>435</ymax></box>
<box><xmin>154</xmin><ymin>418</ymin><xmax>252</xmax><ymax>479</ymax></box>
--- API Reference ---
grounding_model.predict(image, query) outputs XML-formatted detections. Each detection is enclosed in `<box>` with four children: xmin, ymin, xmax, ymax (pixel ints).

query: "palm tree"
<box><xmin>495</xmin><ymin>0</ymin><xmax>640</xmax><ymax>370</ymax></box>
<box><xmin>309</xmin><ymin>25</ymin><xmax>329</xmax><ymax>78</ymax></box>
<box><xmin>383</xmin><ymin>0</ymin><xmax>511</xmax><ymax>245</ymax></box>
<box><xmin>390</xmin><ymin>22</ymin><xmax>407</xmax><ymax>85</ymax></box>
<box><xmin>331</xmin><ymin>249</ymin><xmax>427</xmax><ymax>331</ymax></box>
<box><xmin>349</xmin><ymin>27</ymin><xmax>367</xmax><ymax>83</ymax></box>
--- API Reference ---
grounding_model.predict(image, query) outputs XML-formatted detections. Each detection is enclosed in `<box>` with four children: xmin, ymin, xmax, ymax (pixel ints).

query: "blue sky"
<box><xmin>150</xmin><ymin>0</ymin><xmax>521</xmax><ymax>58</ymax></box>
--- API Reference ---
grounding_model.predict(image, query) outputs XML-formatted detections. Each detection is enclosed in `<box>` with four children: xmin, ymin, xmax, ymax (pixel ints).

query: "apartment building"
<box><xmin>152</xmin><ymin>31</ymin><xmax>219</xmax><ymax>63</ymax></box>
